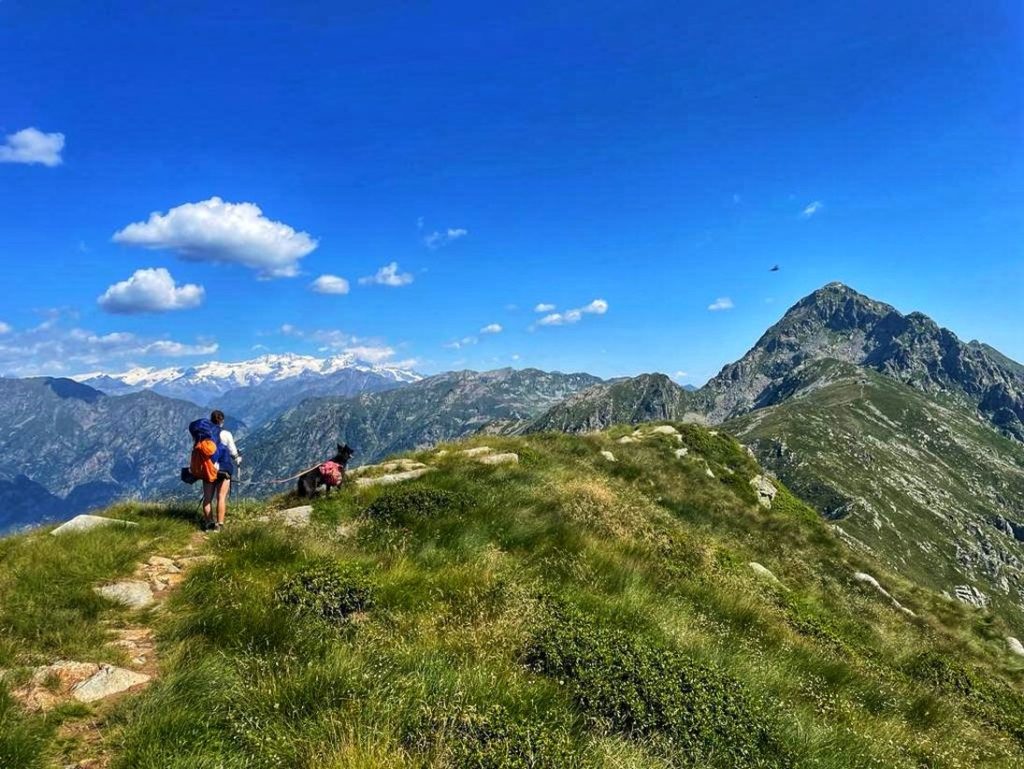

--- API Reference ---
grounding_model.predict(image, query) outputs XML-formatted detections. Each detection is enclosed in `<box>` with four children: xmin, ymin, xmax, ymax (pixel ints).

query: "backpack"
<box><xmin>188</xmin><ymin>419</ymin><xmax>223</xmax><ymax>483</ymax></box>
<box><xmin>319</xmin><ymin>460</ymin><xmax>343</xmax><ymax>487</ymax></box>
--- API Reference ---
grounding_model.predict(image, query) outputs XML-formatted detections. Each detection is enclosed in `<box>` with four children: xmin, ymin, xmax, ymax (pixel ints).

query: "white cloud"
<box><xmin>534</xmin><ymin>303</ymin><xmax>556</xmax><ymax>313</ymax></box>
<box><xmin>343</xmin><ymin>344</ymin><xmax>396</xmax><ymax>363</ymax></box>
<box><xmin>534</xmin><ymin>298</ymin><xmax>609</xmax><ymax>328</ymax></box>
<box><xmin>112</xmin><ymin>197</ymin><xmax>318</xmax><ymax>278</ymax></box>
<box><xmin>97</xmin><ymin>267</ymin><xmax>204</xmax><ymax>314</ymax></box>
<box><xmin>0</xmin><ymin>321</ymin><xmax>10</xmax><ymax>334</ymax></box>
<box><xmin>511</xmin><ymin>353</ymin><xmax>521</xmax><ymax>361</ymax></box>
<box><xmin>0</xmin><ymin>127</ymin><xmax>65</xmax><ymax>167</ymax></box>
<box><xmin>673</xmin><ymin>370</ymin><xmax>689</xmax><ymax>379</ymax></box>
<box><xmin>0</xmin><ymin>316</ymin><xmax>217</xmax><ymax>376</ymax></box>
<box><xmin>801</xmin><ymin>200</ymin><xmax>824</xmax><ymax>218</ymax></box>
<box><xmin>444</xmin><ymin>336</ymin><xmax>478</xmax><ymax>350</ymax></box>
<box><xmin>423</xmin><ymin>227</ymin><xmax>468</xmax><ymax>250</ymax></box>
<box><xmin>310</xmin><ymin>274</ymin><xmax>351</xmax><ymax>295</ymax></box>
<box><xmin>707</xmin><ymin>297</ymin><xmax>734</xmax><ymax>311</ymax></box>
<box><xmin>480</xmin><ymin>323</ymin><xmax>503</xmax><ymax>335</ymax></box>
<box><xmin>359</xmin><ymin>262</ymin><xmax>413</xmax><ymax>287</ymax></box>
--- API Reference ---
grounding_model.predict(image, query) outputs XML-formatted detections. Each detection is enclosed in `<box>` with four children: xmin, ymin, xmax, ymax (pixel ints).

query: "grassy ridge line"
<box><xmin>1</xmin><ymin>425</ymin><xmax>1023</xmax><ymax>767</ymax></box>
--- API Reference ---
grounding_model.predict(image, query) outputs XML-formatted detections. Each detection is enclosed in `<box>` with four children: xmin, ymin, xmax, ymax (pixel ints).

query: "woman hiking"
<box><xmin>201</xmin><ymin>410</ymin><xmax>241</xmax><ymax>532</ymax></box>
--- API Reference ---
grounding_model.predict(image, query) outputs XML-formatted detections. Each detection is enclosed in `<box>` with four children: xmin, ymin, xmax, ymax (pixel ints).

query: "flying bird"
<box><xmin>769</xmin><ymin>265</ymin><xmax>780</xmax><ymax>272</ymax></box>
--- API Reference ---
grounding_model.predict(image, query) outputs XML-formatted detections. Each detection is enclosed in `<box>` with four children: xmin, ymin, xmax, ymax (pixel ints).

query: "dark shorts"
<box><xmin>217</xmin><ymin>471</ymin><xmax>232</xmax><ymax>482</ymax></box>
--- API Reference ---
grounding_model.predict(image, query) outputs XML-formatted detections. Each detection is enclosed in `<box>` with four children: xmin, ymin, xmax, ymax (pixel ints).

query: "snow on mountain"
<box><xmin>73</xmin><ymin>353</ymin><xmax>422</xmax><ymax>408</ymax></box>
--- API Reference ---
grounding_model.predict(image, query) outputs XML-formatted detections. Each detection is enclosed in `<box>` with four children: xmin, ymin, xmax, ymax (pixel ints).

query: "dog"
<box><xmin>297</xmin><ymin>443</ymin><xmax>354</xmax><ymax>498</ymax></box>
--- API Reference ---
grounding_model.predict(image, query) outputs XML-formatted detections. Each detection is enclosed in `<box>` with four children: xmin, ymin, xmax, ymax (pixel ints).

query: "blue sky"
<box><xmin>1</xmin><ymin>0</ymin><xmax>1021</xmax><ymax>383</ymax></box>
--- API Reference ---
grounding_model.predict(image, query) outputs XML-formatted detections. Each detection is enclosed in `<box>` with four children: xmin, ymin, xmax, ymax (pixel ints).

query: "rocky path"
<box><xmin>4</xmin><ymin>525</ymin><xmax>213</xmax><ymax>768</ymax></box>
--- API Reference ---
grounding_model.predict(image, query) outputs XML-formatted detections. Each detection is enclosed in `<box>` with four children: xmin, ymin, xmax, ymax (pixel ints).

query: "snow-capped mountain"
<box><xmin>73</xmin><ymin>353</ymin><xmax>422</xmax><ymax>423</ymax></box>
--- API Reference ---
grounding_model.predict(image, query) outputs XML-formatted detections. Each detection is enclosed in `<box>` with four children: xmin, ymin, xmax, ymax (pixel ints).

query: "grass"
<box><xmin>2</xmin><ymin>425</ymin><xmax>1024</xmax><ymax>767</ymax></box>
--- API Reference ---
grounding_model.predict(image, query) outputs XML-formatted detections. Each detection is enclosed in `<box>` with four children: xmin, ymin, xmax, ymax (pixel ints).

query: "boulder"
<box><xmin>11</xmin><ymin>661</ymin><xmax>100</xmax><ymax>710</ymax></box>
<box><xmin>460</xmin><ymin>447</ymin><xmax>494</xmax><ymax>457</ymax></box>
<box><xmin>750</xmin><ymin>475</ymin><xmax>777</xmax><ymax>509</ymax></box>
<box><xmin>651</xmin><ymin>425</ymin><xmax>679</xmax><ymax>435</ymax></box>
<box><xmin>953</xmin><ymin>584</ymin><xmax>989</xmax><ymax>609</ymax></box>
<box><xmin>600</xmin><ymin>450</ymin><xmax>616</xmax><ymax>462</ymax></box>
<box><xmin>674</xmin><ymin>447</ymin><xmax>689</xmax><ymax>458</ymax></box>
<box><xmin>51</xmin><ymin>515</ymin><xmax>137</xmax><ymax>536</ymax></box>
<box><xmin>477</xmin><ymin>452</ymin><xmax>519</xmax><ymax>466</ymax></box>
<box><xmin>748</xmin><ymin>562</ymin><xmax>785</xmax><ymax>588</ymax></box>
<box><xmin>854</xmin><ymin>572</ymin><xmax>916</xmax><ymax>617</ymax></box>
<box><xmin>261</xmin><ymin>505</ymin><xmax>313</xmax><ymax>528</ymax></box>
<box><xmin>95</xmin><ymin>581</ymin><xmax>154</xmax><ymax>609</ymax></box>
<box><xmin>617</xmin><ymin>436</ymin><xmax>638</xmax><ymax>444</ymax></box>
<box><xmin>72</xmin><ymin>664</ymin><xmax>151</xmax><ymax>703</ymax></box>
<box><xmin>1007</xmin><ymin>637</ymin><xmax>1024</xmax><ymax>658</ymax></box>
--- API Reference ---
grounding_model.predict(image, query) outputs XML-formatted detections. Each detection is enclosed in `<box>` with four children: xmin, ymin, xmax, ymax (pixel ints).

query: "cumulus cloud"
<box><xmin>801</xmin><ymin>200</ymin><xmax>824</xmax><ymax>218</ymax></box>
<box><xmin>534</xmin><ymin>303</ymin><xmax>556</xmax><ymax>313</ymax></box>
<box><xmin>673</xmin><ymin>370</ymin><xmax>689</xmax><ymax>379</ymax></box>
<box><xmin>310</xmin><ymin>274</ymin><xmax>351</xmax><ymax>295</ymax></box>
<box><xmin>535</xmin><ymin>298</ymin><xmax>609</xmax><ymax>328</ymax></box>
<box><xmin>480</xmin><ymin>323</ymin><xmax>503</xmax><ymax>335</ymax></box>
<box><xmin>112</xmin><ymin>197</ymin><xmax>318</xmax><ymax>278</ymax></box>
<box><xmin>0</xmin><ymin>321</ymin><xmax>10</xmax><ymax>334</ymax></box>
<box><xmin>343</xmin><ymin>345</ymin><xmax>396</xmax><ymax>363</ymax></box>
<box><xmin>423</xmin><ymin>227</ymin><xmax>468</xmax><ymax>250</ymax></box>
<box><xmin>97</xmin><ymin>267</ymin><xmax>204</xmax><ymax>314</ymax></box>
<box><xmin>0</xmin><ymin>127</ymin><xmax>65</xmax><ymax>167</ymax></box>
<box><xmin>707</xmin><ymin>297</ymin><xmax>734</xmax><ymax>311</ymax></box>
<box><xmin>444</xmin><ymin>336</ymin><xmax>478</xmax><ymax>350</ymax></box>
<box><xmin>0</xmin><ymin>316</ymin><xmax>217</xmax><ymax>376</ymax></box>
<box><xmin>358</xmin><ymin>262</ymin><xmax>413</xmax><ymax>287</ymax></box>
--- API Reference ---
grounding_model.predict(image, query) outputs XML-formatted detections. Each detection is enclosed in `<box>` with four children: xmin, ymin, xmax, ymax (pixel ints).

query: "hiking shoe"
<box><xmin>213</xmin><ymin>523</ymin><xmax>224</xmax><ymax>533</ymax></box>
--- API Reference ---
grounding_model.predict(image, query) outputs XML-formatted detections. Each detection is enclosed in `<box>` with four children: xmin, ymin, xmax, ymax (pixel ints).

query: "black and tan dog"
<box><xmin>297</xmin><ymin>443</ymin><xmax>354</xmax><ymax>498</ymax></box>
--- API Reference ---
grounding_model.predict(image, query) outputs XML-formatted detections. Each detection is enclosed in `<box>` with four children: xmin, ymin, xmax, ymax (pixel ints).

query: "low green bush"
<box><xmin>276</xmin><ymin>561</ymin><xmax>374</xmax><ymax>623</ymax></box>
<box><xmin>363</xmin><ymin>487</ymin><xmax>469</xmax><ymax>524</ymax></box>
<box><xmin>0</xmin><ymin>688</ymin><xmax>52</xmax><ymax>769</ymax></box>
<box><xmin>524</xmin><ymin>604</ymin><xmax>793</xmax><ymax>768</ymax></box>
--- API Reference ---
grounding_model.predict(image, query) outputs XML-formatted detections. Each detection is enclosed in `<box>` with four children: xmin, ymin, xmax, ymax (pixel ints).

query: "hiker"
<box><xmin>197</xmin><ymin>410</ymin><xmax>241</xmax><ymax>532</ymax></box>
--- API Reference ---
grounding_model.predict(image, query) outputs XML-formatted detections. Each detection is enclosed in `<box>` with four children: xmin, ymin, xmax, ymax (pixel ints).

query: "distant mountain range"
<box><xmin>5</xmin><ymin>282</ymin><xmax>1024</xmax><ymax>633</ymax></box>
<box><xmin>74</xmin><ymin>353</ymin><xmax>421</xmax><ymax>422</ymax></box>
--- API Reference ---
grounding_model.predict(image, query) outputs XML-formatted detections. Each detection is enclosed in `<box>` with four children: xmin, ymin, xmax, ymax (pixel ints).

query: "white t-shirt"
<box><xmin>217</xmin><ymin>429</ymin><xmax>241</xmax><ymax>467</ymax></box>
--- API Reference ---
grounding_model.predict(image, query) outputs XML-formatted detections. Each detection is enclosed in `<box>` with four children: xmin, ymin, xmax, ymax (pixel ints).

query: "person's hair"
<box><xmin>210</xmin><ymin>410</ymin><xmax>225</xmax><ymax>425</ymax></box>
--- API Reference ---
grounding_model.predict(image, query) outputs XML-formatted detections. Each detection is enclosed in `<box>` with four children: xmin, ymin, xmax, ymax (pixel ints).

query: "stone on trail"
<box><xmin>1007</xmin><ymin>637</ymin><xmax>1024</xmax><ymax>658</ymax></box>
<box><xmin>600</xmin><ymin>450</ymin><xmax>616</xmax><ymax>462</ymax></box>
<box><xmin>274</xmin><ymin>505</ymin><xmax>313</xmax><ymax>528</ymax></box>
<box><xmin>750</xmin><ymin>475</ymin><xmax>777</xmax><ymax>509</ymax></box>
<box><xmin>10</xmin><ymin>661</ymin><xmax>100</xmax><ymax>711</ymax></box>
<box><xmin>477</xmin><ymin>452</ymin><xmax>519</xmax><ymax>466</ymax></box>
<box><xmin>72</xmin><ymin>664</ymin><xmax>151</xmax><ymax>703</ymax></box>
<box><xmin>355</xmin><ymin>468</ymin><xmax>433</xmax><ymax>487</ymax></box>
<box><xmin>95</xmin><ymin>580</ymin><xmax>154</xmax><ymax>609</ymax></box>
<box><xmin>51</xmin><ymin>515</ymin><xmax>137</xmax><ymax>536</ymax></box>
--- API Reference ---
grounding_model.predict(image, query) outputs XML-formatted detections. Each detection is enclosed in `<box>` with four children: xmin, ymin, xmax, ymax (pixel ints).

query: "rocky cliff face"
<box><xmin>702</xmin><ymin>282</ymin><xmax>1024</xmax><ymax>439</ymax></box>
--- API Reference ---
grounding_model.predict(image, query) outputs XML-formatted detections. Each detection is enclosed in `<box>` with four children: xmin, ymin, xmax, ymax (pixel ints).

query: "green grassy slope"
<box><xmin>726</xmin><ymin>360</ymin><xmax>1024</xmax><ymax>632</ymax></box>
<box><xmin>3</xmin><ymin>427</ymin><xmax>1024</xmax><ymax>768</ymax></box>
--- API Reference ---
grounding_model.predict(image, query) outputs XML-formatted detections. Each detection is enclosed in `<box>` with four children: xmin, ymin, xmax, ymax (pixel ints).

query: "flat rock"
<box><xmin>351</xmin><ymin>459</ymin><xmax>426</xmax><ymax>476</ymax></box>
<box><xmin>460</xmin><ymin>447</ymin><xmax>494</xmax><ymax>457</ymax></box>
<box><xmin>354</xmin><ymin>467</ymin><xmax>433</xmax><ymax>487</ymax></box>
<box><xmin>72</xmin><ymin>664</ymin><xmax>151</xmax><ymax>703</ymax></box>
<box><xmin>477</xmin><ymin>452</ymin><xmax>519</xmax><ymax>465</ymax></box>
<box><xmin>650</xmin><ymin>425</ymin><xmax>679</xmax><ymax>435</ymax></box>
<box><xmin>1007</xmin><ymin>637</ymin><xmax>1024</xmax><ymax>657</ymax></box>
<box><xmin>750</xmin><ymin>475</ymin><xmax>777</xmax><ymax>509</ymax></box>
<box><xmin>854</xmin><ymin>572</ymin><xmax>916</xmax><ymax>617</ymax></box>
<box><xmin>95</xmin><ymin>581</ymin><xmax>154</xmax><ymax>609</ymax></box>
<box><xmin>617</xmin><ymin>436</ymin><xmax>638</xmax><ymax>444</ymax></box>
<box><xmin>674</xmin><ymin>447</ymin><xmax>689</xmax><ymax>458</ymax></box>
<box><xmin>600</xmin><ymin>450</ymin><xmax>616</xmax><ymax>462</ymax></box>
<box><xmin>274</xmin><ymin>505</ymin><xmax>313</xmax><ymax>528</ymax></box>
<box><xmin>51</xmin><ymin>515</ymin><xmax>137</xmax><ymax>536</ymax></box>
<box><xmin>705</xmin><ymin>467</ymin><xmax>715</xmax><ymax>478</ymax></box>
<box><xmin>147</xmin><ymin>556</ymin><xmax>176</xmax><ymax>568</ymax></box>
<box><xmin>748</xmin><ymin>562</ymin><xmax>785</xmax><ymax>588</ymax></box>
<box><xmin>11</xmin><ymin>661</ymin><xmax>100</xmax><ymax>710</ymax></box>
<box><xmin>953</xmin><ymin>584</ymin><xmax>989</xmax><ymax>609</ymax></box>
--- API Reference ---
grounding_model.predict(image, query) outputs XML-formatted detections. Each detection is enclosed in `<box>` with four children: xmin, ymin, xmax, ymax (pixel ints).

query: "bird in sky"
<box><xmin>769</xmin><ymin>265</ymin><xmax>780</xmax><ymax>272</ymax></box>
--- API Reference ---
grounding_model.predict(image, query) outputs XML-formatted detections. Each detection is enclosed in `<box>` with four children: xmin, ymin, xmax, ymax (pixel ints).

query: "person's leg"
<box><xmin>201</xmin><ymin>481</ymin><xmax>215</xmax><ymax>527</ymax></box>
<box><xmin>216</xmin><ymin>478</ymin><xmax>231</xmax><ymax>526</ymax></box>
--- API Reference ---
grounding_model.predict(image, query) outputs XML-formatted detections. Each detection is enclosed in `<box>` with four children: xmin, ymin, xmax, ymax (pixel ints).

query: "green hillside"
<box><xmin>726</xmin><ymin>359</ymin><xmax>1024</xmax><ymax>631</ymax></box>
<box><xmin>4</xmin><ymin>425</ymin><xmax>1024</xmax><ymax>768</ymax></box>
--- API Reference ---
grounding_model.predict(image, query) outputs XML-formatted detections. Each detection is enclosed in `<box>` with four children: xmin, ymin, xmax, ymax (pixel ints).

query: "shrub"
<box><xmin>276</xmin><ymin>561</ymin><xmax>374</xmax><ymax>624</ymax></box>
<box><xmin>363</xmin><ymin>487</ymin><xmax>469</xmax><ymax>524</ymax></box>
<box><xmin>903</xmin><ymin>651</ymin><xmax>976</xmax><ymax>697</ymax></box>
<box><xmin>524</xmin><ymin>604</ymin><xmax>793</xmax><ymax>767</ymax></box>
<box><xmin>424</xmin><ymin>703</ymin><xmax>580</xmax><ymax>769</ymax></box>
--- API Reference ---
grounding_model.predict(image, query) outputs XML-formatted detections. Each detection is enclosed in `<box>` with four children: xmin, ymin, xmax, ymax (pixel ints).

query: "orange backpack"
<box><xmin>189</xmin><ymin>439</ymin><xmax>219</xmax><ymax>483</ymax></box>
